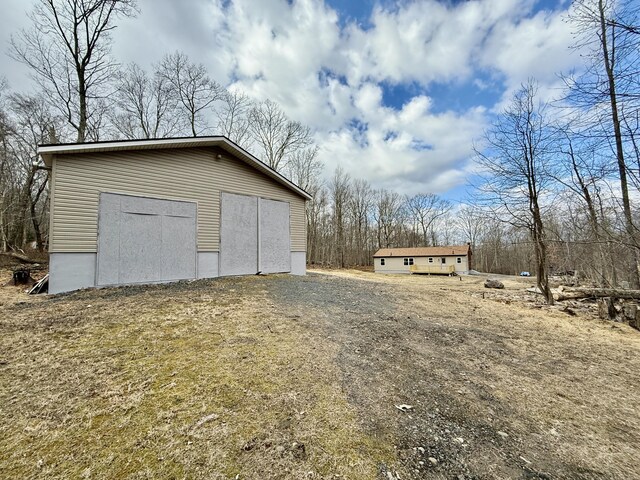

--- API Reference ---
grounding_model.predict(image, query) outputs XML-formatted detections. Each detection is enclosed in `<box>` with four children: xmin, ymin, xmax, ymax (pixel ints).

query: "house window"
<box><xmin>403</xmin><ymin>258</ymin><xmax>414</xmax><ymax>266</ymax></box>
<box><xmin>380</xmin><ymin>258</ymin><xmax>385</xmax><ymax>266</ymax></box>
<box><xmin>457</xmin><ymin>257</ymin><xmax>462</xmax><ymax>264</ymax></box>
<box><xmin>428</xmin><ymin>257</ymin><xmax>433</xmax><ymax>263</ymax></box>
<box><xmin>441</xmin><ymin>257</ymin><xmax>446</xmax><ymax>264</ymax></box>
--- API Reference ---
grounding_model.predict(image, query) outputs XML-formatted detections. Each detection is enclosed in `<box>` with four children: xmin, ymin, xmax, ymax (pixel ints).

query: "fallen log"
<box><xmin>526</xmin><ymin>286</ymin><xmax>578</xmax><ymax>299</ymax></box>
<box><xmin>556</xmin><ymin>287</ymin><xmax>640</xmax><ymax>301</ymax></box>
<box><xmin>526</xmin><ymin>285</ymin><xmax>640</xmax><ymax>302</ymax></box>
<box><xmin>0</xmin><ymin>251</ymin><xmax>41</xmax><ymax>264</ymax></box>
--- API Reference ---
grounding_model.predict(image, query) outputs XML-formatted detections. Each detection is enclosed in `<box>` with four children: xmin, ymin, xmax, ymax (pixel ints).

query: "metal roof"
<box><xmin>37</xmin><ymin>136</ymin><xmax>312</xmax><ymax>200</ymax></box>
<box><xmin>373</xmin><ymin>245</ymin><xmax>471</xmax><ymax>257</ymax></box>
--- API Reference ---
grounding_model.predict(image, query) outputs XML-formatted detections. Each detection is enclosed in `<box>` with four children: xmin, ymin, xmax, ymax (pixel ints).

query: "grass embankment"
<box><xmin>0</xmin><ymin>276</ymin><xmax>392</xmax><ymax>479</ymax></box>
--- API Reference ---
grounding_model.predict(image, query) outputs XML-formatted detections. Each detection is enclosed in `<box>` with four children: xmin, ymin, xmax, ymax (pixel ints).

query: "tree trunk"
<box><xmin>0</xmin><ymin>251</ymin><xmax>41</xmax><ymax>264</ymax></box>
<box><xmin>30</xmin><ymin>175</ymin><xmax>48</xmax><ymax>252</ymax></box>
<box><xmin>598</xmin><ymin>0</ymin><xmax>640</xmax><ymax>288</ymax></box>
<box><xmin>598</xmin><ymin>297</ymin><xmax>617</xmax><ymax>320</ymax></box>
<box><xmin>77</xmin><ymin>67</ymin><xmax>87</xmax><ymax>143</ymax></box>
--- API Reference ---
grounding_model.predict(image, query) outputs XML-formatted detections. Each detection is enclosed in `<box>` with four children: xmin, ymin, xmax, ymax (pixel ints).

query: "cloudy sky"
<box><xmin>0</xmin><ymin>0</ymin><xmax>585</xmax><ymax>200</ymax></box>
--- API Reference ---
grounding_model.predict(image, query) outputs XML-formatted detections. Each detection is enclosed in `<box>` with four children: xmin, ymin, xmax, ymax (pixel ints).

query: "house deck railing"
<box><xmin>409</xmin><ymin>264</ymin><xmax>456</xmax><ymax>275</ymax></box>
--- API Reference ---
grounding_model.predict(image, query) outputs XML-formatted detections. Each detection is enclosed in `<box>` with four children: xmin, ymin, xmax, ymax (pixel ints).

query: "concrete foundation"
<box><xmin>197</xmin><ymin>252</ymin><xmax>219</xmax><ymax>279</ymax></box>
<box><xmin>49</xmin><ymin>250</ymin><xmax>305</xmax><ymax>294</ymax></box>
<box><xmin>290</xmin><ymin>252</ymin><xmax>306</xmax><ymax>275</ymax></box>
<box><xmin>49</xmin><ymin>253</ymin><xmax>97</xmax><ymax>294</ymax></box>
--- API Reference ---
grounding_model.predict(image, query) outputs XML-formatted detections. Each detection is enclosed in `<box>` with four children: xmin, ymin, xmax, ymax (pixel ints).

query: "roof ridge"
<box><xmin>373</xmin><ymin>245</ymin><xmax>471</xmax><ymax>257</ymax></box>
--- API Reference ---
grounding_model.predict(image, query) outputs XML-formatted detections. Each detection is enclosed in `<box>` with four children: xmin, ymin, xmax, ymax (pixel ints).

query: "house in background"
<box><xmin>38</xmin><ymin>137</ymin><xmax>311</xmax><ymax>294</ymax></box>
<box><xmin>373</xmin><ymin>245</ymin><xmax>472</xmax><ymax>275</ymax></box>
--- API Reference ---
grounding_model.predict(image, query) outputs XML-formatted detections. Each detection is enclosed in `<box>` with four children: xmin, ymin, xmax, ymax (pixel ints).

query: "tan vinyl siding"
<box><xmin>50</xmin><ymin>147</ymin><xmax>306</xmax><ymax>253</ymax></box>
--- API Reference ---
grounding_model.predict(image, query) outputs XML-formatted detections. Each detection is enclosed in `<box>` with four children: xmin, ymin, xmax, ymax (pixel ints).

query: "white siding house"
<box><xmin>373</xmin><ymin>245</ymin><xmax>472</xmax><ymax>275</ymax></box>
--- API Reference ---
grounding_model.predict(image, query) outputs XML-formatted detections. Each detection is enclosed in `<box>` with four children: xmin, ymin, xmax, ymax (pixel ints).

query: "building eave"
<box><xmin>37</xmin><ymin>136</ymin><xmax>312</xmax><ymax>201</ymax></box>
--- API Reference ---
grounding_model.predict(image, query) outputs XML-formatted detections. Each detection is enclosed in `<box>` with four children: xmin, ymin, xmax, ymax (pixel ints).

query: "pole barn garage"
<box><xmin>38</xmin><ymin>137</ymin><xmax>311</xmax><ymax>294</ymax></box>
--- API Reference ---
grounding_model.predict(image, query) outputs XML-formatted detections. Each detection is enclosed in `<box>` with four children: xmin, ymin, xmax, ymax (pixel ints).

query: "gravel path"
<box><xmin>263</xmin><ymin>272</ymin><xmax>640</xmax><ymax>479</ymax></box>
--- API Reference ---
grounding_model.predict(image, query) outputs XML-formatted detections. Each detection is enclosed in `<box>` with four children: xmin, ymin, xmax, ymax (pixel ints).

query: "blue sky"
<box><xmin>0</xmin><ymin>0</ymin><xmax>586</xmax><ymax>200</ymax></box>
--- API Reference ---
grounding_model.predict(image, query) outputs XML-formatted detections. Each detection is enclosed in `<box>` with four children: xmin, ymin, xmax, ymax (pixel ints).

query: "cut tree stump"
<box><xmin>623</xmin><ymin>304</ymin><xmax>638</xmax><ymax>323</ymax></box>
<box><xmin>6</xmin><ymin>267</ymin><xmax>36</xmax><ymax>287</ymax></box>
<box><xmin>597</xmin><ymin>298</ymin><xmax>617</xmax><ymax>321</ymax></box>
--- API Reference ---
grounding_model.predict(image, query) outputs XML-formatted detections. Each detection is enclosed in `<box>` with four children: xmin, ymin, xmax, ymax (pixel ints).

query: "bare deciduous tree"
<box><xmin>3</xmin><ymin>93</ymin><xmax>58</xmax><ymax>251</ymax></box>
<box><xmin>249</xmin><ymin>99</ymin><xmax>314</xmax><ymax>172</ymax></box>
<box><xmin>216</xmin><ymin>90</ymin><xmax>253</xmax><ymax>148</ymax></box>
<box><xmin>157</xmin><ymin>51</ymin><xmax>223</xmax><ymax>137</ymax></box>
<box><xmin>567</xmin><ymin>0</ymin><xmax>640</xmax><ymax>286</ymax></box>
<box><xmin>112</xmin><ymin>63</ymin><xmax>182</xmax><ymax>139</ymax></box>
<box><xmin>456</xmin><ymin>205</ymin><xmax>486</xmax><ymax>252</ymax></box>
<box><xmin>349</xmin><ymin>178</ymin><xmax>374</xmax><ymax>265</ymax></box>
<box><xmin>330</xmin><ymin>167</ymin><xmax>351</xmax><ymax>268</ymax></box>
<box><xmin>284</xmin><ymin>146</ymin><xmax>321</xmax><ymax>191</ymax></box>
<box><xmin>10</xmin><ymin>0</ymin><xmax>138</xmax><ymax>142</ymax></box>
<box><xmin>406</xmin><ymin>193</ymin><xmax>451</xmax><ymax>246</ymax></box>
<box><xmin>373</xmin><ymin>189</ymin><xmax>404</xmax><ymax>249</ymax></box>
<box><xmin>475</xmin><ymin>81</ymin><xmax>556</xmax><ymax>304</ymax></box>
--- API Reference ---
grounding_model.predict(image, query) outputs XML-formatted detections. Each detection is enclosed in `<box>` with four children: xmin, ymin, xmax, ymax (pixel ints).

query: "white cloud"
<box><xmin>113</xmin><ymin>0</ymin><xmax>232</xmax><ymax>79</ymax></box>
<box><xmin>194</xmin><ymin>0</ymin><xmax>583</xmax><ymax>195</ymax></box>
<box><xmin>316</xmin><ymin>92</ymin><xmax>487</xmax><ymax>195</ymax></box>
<box><xmin>1</xmin><ymin>0</ymin><xmax>588</xmax><ymax>198</ymax></box>
<box><xmin>482</xmin><ymin>7</ymin><xmax>577</xmax><ymax>85</ymax></box>
<box><xmin>480</xmin><ymin>4</ymin><xmax>583</xmax><ymax>107</ymax></box>
<box><xmin>337</xmin><ymin>0</ymin><xmax>528</xmax><ymax>86</ymax></box>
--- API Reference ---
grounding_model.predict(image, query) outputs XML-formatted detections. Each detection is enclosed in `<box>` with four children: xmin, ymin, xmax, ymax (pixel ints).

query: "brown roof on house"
<box><xmin>373</xmin><ymin>245</ymin><xmax>471</xmax><ymax>258</ymax></box>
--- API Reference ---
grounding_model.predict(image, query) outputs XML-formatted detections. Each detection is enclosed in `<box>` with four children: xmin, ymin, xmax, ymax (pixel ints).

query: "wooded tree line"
<box><xmin>474</xmin><ymin>0</ymin><xmax>640</xmax><ymax>302</ymax></box>
<box><xmin>1</xmin><ymin>0</ymin><xmax>639</xmax><ymax>301</ymax></box>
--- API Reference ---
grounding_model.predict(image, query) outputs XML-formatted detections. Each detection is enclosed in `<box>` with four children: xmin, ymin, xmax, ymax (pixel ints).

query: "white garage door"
<box><xmin>97</xmin><ymin>193</ymin><xmax>197</xmax><ymax>286</ymax></box>
<box><xmin>259</xmin><ymin>198</ymin><xmax>290</xmax><ymax>274</ymax></box>
<box><xmin>219</xmin><ymin>192</ymin><xmax>258</xmax><ymax>276</ymax></box>
<box><xmin>219</xmin><ymin>193</ymin><xmax>290</xmax><ymax>276</ymax></box>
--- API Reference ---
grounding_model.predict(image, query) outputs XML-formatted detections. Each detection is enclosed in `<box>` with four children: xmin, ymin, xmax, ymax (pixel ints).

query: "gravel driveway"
<box><xmin>265</xmin><ymin>271</ymin><xmax>640</xmax><ymax>479</ymax></box>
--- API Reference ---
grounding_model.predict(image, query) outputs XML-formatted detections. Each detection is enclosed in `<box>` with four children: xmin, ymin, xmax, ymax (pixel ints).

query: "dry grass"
<box><xmin>0</xmin><ymin>273</ymin><xmax>392</xmax><ymax>479</ymax></box>
<box><xmin>2</xmin><ymin>268</ymin><xmax>640</xmax><ymax>479</ymax></box>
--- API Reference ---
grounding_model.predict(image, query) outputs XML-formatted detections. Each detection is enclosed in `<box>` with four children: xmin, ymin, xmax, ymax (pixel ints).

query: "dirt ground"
<box><xmin>1</xmin><ymin>269</ymin><xmax>639</xmax><ymax>479</ymax></box>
